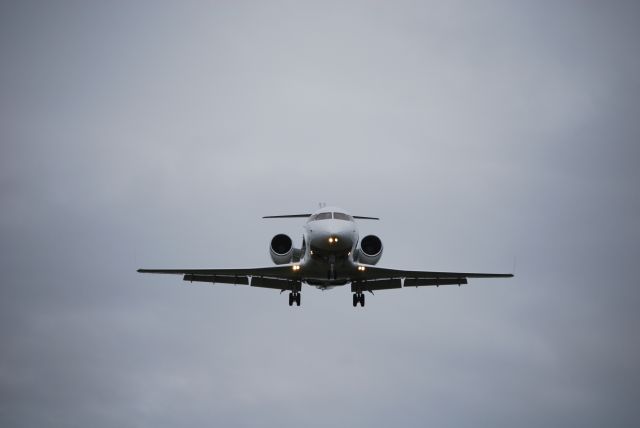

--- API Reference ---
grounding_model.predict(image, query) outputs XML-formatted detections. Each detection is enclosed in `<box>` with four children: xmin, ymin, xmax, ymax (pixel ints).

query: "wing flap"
<box><xmin>358</xmin><ymin>266</ymin><xmax>513</xmax><ymax>281</ymax></box>
<box><xmin>140</xmin><ymin>266</ymin><xmax>302</xmax><ymax>291</ymax></box>
<box><xmin>352</xmin><ymin>279</ymin><xmax>402</xmax><ymax>292</ymax></box>
<box><xmin>183</xmin><ymin>274</ymin><xmax>249</xmax><ymax>285</ymax></box>
<box><xmin>354</xmin><ymin>266</ymin><xmax>512</xmax><ymax>290</ymax></box>
<box><xmin>404</xmin><ymin>277</ymin><xmax>468</xmax><ymax>287</ymax></box>
<box><xmin>138</xmin><ymin>266</ymin><xmax>298</xmax><ymax>279</ymax></box>
<box><xmin>251</xmin><ymin>277</ymin><xmax>301</xmax><ymax>291</ymax></box>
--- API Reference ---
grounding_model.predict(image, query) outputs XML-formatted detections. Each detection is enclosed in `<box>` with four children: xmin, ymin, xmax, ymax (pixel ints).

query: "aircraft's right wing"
<box><xmin>137</xmin><ymin>266</ymin><xmax>303</xmax><ymax>291</ymax></box>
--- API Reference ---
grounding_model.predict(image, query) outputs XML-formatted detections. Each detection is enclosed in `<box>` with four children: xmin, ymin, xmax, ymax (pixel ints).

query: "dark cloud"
<box><xmin>1</xmin><ymin>1</ymin><xmax>639</xmax><ymax>427</ymax></box>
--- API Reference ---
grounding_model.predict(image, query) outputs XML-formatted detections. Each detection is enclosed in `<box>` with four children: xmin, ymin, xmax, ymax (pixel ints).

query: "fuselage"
<box><xmin>298</xmin><ymin>206</ymin><xmax>362</xmax><ymax>288</ymax></box>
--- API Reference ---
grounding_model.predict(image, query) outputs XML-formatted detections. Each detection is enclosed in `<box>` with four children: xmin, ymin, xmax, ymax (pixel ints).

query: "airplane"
<box><xmin>137</xmin><ymin>206</ymin><xmax>513</xmax><ymax>307</ymax></box>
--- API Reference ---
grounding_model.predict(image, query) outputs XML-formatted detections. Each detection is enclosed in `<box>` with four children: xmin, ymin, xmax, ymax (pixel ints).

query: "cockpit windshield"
<box><xmin>307</xmin><ymin>212</ymin><xmax>354</xmax><ymax>222</ymax></box>
<box><xmin>333</xmin><ymin>212</ymin><xmax>353</xmax><ymax>222</ymax></box>
<box><xmin>308</xmin><ymin>212</ymin><xmax>332</xmax><ymax>222</ymax></box>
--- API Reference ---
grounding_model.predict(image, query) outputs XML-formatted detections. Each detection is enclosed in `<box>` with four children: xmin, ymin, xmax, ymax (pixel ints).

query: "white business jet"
<box><xmin>138</xmin><ymin>206</ymin><xmax>513</xmax><ymax>307</ymax></box>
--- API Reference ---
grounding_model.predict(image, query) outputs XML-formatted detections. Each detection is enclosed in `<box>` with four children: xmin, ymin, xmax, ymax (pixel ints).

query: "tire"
<box><xmin>288</xmin><ymin>294</ymin><xmax>293</xmax><ymax>306</ymax></box>
<box><xmin>296</xmin><ymin>294</ymin><xmax>301</xmax><ymax>306</ymax></box>
<box><xmin>353</xmin><ymin>294</ymin><xmax>357</xmax><ymax>307</ymax></box>
<box><xmin>360</xmin><ymin>294</ymin><xmax>365</xmax><ymax>307</ymax></box>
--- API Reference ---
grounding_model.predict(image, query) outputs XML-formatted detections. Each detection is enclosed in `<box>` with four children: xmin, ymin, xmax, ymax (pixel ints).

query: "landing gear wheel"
<box><xmin>360</xmin><ymin>293</ymin><xmax>365</xmax><ymax>307</ymax></box>
<box><xmin>289</xmin><ymin>292</ymin><xmax>301</xmax><ymax>307</ymax></box>
<box><xmin>353</xmin><ymin>293</ymin><xmax>358</xmax><ymax>307</ymax></box>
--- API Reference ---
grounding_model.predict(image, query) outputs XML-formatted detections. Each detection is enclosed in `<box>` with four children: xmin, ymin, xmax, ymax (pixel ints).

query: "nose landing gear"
<box><xmin>328</xmin><ymin>255</ymin><xmax>337</xmax><ymax>280</ymax></box>
<box><xmin>288</xmin><ymin>292</ymin><xmax>301</xmax><ymax>307</ymax></box>
<box><xmin>352</xmin><ymin>292</ymin><xmax>365</xmax><ymax>307</ymax></box>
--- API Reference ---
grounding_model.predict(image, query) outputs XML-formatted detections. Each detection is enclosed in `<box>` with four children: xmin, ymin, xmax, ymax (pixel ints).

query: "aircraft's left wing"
<box><xmin>137</xmin><ymin>266</ymin><xmax>302</xmax><ymax>291</ymax></box>
<box><xmin>351</xmin><ymin>266</ymin><xmax>513</xmax><ymax>292</ymax></box>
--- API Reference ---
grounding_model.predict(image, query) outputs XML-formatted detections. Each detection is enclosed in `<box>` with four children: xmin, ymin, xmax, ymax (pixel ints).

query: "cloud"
<box><xmin>1</xmin><ymin>1</ymin><xmax>639</xmax><ymax>427</ymax></box>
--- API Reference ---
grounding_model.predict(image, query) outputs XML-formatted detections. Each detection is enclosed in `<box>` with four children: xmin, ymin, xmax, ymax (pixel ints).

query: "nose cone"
<box><xmin>310</xmin><ymin>222</ymin><xmax>355</xmax><ymax>253</ymax></box>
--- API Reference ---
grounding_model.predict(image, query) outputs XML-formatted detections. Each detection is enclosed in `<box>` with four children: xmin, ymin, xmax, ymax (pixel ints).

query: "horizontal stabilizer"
<box><xmin>263</xmin><ymin>214</ymin><xmax>379</xmax><ymax>220</ymax></box>
<box><xmin>262</xmin><ymin>214</ymin><xmax>312</xmax><ymax>218</ymax></box>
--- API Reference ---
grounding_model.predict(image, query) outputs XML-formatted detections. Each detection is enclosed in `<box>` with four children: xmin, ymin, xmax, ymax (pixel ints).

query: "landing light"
<box><xmin>328</xmin><ymin>237</ymin><xmax>334</xmax><ymax>243</ymax></box>
<box><xmin>292</xmin><ymin>265</ymin><xmax>301</xmax><ymax>271</ymax></box>
<box><xmin>358</xmin><ymin>266</ymin><xmax>366</xmax><ymax>272</ymax></box>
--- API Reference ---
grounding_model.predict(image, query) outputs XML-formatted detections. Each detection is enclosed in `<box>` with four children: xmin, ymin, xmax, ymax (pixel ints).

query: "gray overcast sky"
<box><xmin>1</xmin><ymin>1</ymin><xmax>639</xmax><ymax>427</ymax></box>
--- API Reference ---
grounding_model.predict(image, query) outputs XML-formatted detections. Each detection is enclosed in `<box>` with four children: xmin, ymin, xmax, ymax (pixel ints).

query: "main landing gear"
<box><xmin>288</xmin><ymin>292</ymin><xmax>301</xmax><ymax>307</ymax></box>
<box><xmin>353</xmin><ymin>292</ymin><xmax>365</xmax><ymax>307</ymax></box>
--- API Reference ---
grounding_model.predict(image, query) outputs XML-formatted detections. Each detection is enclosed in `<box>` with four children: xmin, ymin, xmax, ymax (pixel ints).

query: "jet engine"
<box><xmin>270</xmin><ymin>234</ymin><xmax>296</xmax><ymax>264</ymax></box>
<box><xmin>355</xmin><ymin>235</ymin><xmax>383</xmax><ymax>265</ymax></box>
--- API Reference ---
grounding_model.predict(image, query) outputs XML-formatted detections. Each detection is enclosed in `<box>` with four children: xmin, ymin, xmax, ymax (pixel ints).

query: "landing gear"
<box><xmin>288</xmin><ymin>292</ymin><xmax>301</xmax><ymax>307</ymax></box>
<box><xmin>328</xmin><ymin>264</ymin><xmax>337</xmax><ymax>280</ymax></box>
<box><xmin>328</xmin><ymin>255</ymin><xmax>337</xmax><ymax>281</ymax></box>
<box><xmin>353</xmin><ymin>292</ymin><xmax>365</xmax><ymax>307</ymax></box>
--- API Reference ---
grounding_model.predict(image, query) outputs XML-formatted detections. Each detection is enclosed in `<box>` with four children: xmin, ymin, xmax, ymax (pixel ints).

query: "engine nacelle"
<box><xmin>270</xmin><ymin>234</ymin><xmax>295</xmax><ymax>265</ymax></box>
<box><xmin>355</xmin><ymin>235</ymin><xmax>383</xmax><ymax>265</ymax></box>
